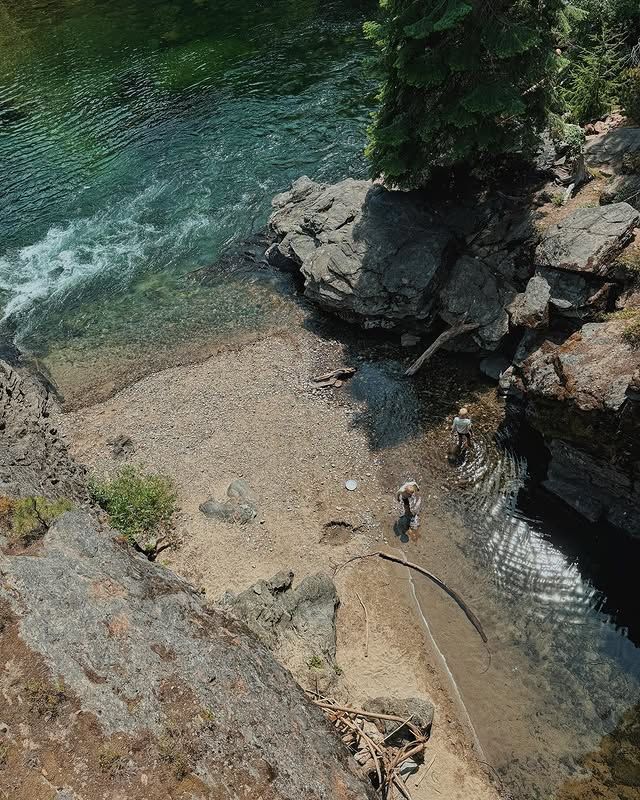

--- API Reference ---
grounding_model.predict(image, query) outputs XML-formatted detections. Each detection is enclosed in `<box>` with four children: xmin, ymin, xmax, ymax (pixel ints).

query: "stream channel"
<box><xmin>1</xmin><ymin>2</ymin><xmax>639</xmax><ymax>798</ymax></box>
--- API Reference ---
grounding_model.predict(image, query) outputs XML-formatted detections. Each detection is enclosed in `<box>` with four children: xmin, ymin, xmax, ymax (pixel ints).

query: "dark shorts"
<box><xmin>457</xmin><ymin>432</ymin><xmax>472</xmax><ymax>446</ymax></box>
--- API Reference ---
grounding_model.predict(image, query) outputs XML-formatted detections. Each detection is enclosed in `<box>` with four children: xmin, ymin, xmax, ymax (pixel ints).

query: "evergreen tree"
<box><xmin>365</xmin><ymin>0</ymin><xmax>564</xmax><ymax>187</ymax></box>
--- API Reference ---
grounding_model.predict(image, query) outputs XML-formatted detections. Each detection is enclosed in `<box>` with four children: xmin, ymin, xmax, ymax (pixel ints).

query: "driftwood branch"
<box><xmin>404</xmin><ymin>323</ymin><xmax>479</xmax><ymax>377</ymax></box>
<box><xmin>337</xmin><ymin>552</ymin><xmax>487</xmax><ymax>643</ymax></box>
<box><xmin>355</xmin><ymin>591</ymin><xmax>369</xmax><ymax>658</ymax></box>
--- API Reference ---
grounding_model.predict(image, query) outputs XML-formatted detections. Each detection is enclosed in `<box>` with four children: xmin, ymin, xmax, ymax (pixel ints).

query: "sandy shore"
<box><xmin>63</xmin><ymin>318</ymin><xmax>501</xmax><ymax>800</ymax></box>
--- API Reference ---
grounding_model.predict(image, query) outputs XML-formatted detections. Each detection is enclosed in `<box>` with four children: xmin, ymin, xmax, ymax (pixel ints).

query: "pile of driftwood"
<box><xmin>308</xmin><ymin>693</ymin><xmax>427</xmax><ymax>799</ymax></box>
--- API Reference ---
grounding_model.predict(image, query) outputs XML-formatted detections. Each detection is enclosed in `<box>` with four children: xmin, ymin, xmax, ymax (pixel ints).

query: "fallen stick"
<box><xmin>382</xmin><ymin>714</ymin><xmax>414</xmax><ymax>743</ymax></box>
<box><xmin>404</xmin><ymin>323</ymin><xmax>479</xmax><ymax>377</ymax></box>
<box><xmin>309</xmin><ymin>698</ymin><xmax>424</xmax><ymax>739</ymax></box>
<box><xmin>415</xmin><ymin>754</ymin><xmax>436</xmax><ymax>788</ymax></box>
<box><xmin>355</xmin><ymin>591</ymin><xmax>369</xmax><ymax>658</ymax></box>
<box><xmin>336</xmin><ymin>552</ymin><xmax>487</xmax><ymax>643</ymax></box>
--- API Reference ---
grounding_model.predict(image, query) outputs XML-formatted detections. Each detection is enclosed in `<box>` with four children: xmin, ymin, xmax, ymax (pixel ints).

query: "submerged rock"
<box><xmin>268</xmin><ymin>177</ymin><xmax>455</xmax><ymax>328</ymax></box>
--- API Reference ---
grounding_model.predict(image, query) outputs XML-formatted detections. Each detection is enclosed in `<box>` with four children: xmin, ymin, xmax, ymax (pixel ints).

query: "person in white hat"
<box><xmin>396</xmin><ymin>480</ymin><xmax>422</xmax><ymax>531</ymax></box>
<box><xmin>452</xmin><ymin>407</ymin><xmax>472</xmax><ymax>449</ymax></box>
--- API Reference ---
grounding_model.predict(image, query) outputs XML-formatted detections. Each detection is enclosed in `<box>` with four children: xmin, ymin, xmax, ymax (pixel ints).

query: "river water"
<box><xmin>2</xmin><ymin>2</ymin><xmax>640</xmax><ymax>798</ymax></box>
<box><xmin>0</xmin><ymin>0</ymin><xmax>373</xmax><ymax>400</ymax></box>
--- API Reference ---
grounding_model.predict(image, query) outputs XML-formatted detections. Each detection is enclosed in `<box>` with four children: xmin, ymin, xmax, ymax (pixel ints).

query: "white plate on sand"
<box><xmin>345</xmin><ymin>479</ymin><xmax>358</xmax><ymax>491</ymax></box>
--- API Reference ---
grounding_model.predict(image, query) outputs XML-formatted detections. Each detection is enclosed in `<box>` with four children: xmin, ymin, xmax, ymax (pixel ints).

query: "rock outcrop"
<box><xmin>0</xmin><ymin>361</ymin><xmax>87</xmax><ymax>501</ymax></box>
<box><xmin>222</xmin><ymin>570</ymin><xmax>340</xmax><ymax>691</ymax></box>
<box><xmin>535</xmin><ymin>203</ymin><xmax>639</xmax><ymax>277</ymax></box>
<box><xmin>0</xmin><ymin>512</ymin><xmax>372</xmax><ymax>800</ymax></box>
<box><xmin>268</xmin><ymin>176</ymin><xmax>537</xmax><ymax>350</ymax></box>
<box><xmin>268</xmin><ymin>177</ymin><xmax>456</xmax><ymax>329</ymax></box>
<box><xmin>516</xmin><ymin>319</ymin><xmax>640</xmax><ymax>534</ymax></box>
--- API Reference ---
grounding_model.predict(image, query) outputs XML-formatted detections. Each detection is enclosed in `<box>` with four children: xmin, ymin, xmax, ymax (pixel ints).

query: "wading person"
<box><xmin>396</xmin><ymin>480</ymin><xmax>422</xmax><ymax>531</ymax></box>
<box><xmin>452</xmin><ymin>407</ymin><xmax>472</xmax><ymax>450</ymax></box>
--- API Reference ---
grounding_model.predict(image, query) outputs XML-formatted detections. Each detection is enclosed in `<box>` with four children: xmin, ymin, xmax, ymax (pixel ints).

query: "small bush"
<box><xmin>98</xmin><ymin>746</ymin><xmax>127</xmax><ymax>776</ymax></box>
<box><xmin>619</xmin><ymin>247</ymin><xmax>640</xmax><ymax>274</ymax></box>
<box><xmin>90</xmin><ymin>466</ymin><xmax>177</xmax><ymax>559</ymax></box>
<box><xmin>621</xmin><ymin>67</ymin><xmax>640</xmax><ymax>124</ymax></box>
<box><xmin>0</xmin><ymin>496</ymin><xmax>73</xmax><ymax>545</ymax></box>
<box><xmin>551</xmin><ymin>192</ymin><xmax>565</xmax><ymax>207</ymax></box>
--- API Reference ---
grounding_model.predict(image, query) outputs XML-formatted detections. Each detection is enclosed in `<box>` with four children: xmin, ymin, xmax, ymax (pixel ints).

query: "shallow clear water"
<box><xmin>346</xmin><ymin>356</ymin><xmax>640</xmax><ymax>798</ymax></box>
<box><xmin>0</xmin><ymin>0</ymin><xmax>374</xmax><ymax>394</ymax></box>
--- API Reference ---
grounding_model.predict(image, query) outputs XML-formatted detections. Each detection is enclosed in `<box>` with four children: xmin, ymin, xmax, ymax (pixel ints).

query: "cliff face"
<box><xmin>0</xmin><ymin>363</ymin><xmax>372</xmax><ymax>800</ymax></box>
<box><xmin>517</xmin><ymin>320</ymin><xmax>640</xmax><ymax>534</ymax></box>
<box><xmin>0</xmin><ymin>360</ymin><xmax>87</xmax><ymax>500</ymax></box>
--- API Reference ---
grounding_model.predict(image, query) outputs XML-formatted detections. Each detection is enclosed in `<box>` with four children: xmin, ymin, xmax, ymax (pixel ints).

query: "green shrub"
<box><xmin>0</xmin><ymin>496</ymin><xmax>73</xmax><ymax>545</ymax></box>
<box><xmin>621</xmin><ymin>67</ymin><xmax>640</xmax><ymax>123</ymax></box>
<box><xmin>90</xmin><ymin>466</ymin><xmax>177</xmax><ymax>558</ymax></box>
<box><xmin>623</xmin><ymin>315</ymin><xmax>640</xmax><ymax>347</ymax></box>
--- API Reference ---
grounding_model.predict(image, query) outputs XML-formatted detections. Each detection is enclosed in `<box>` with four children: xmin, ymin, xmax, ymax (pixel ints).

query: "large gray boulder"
<box><xmin>222</xmin><ymin>571</ymin><xmax>340</xmax><ymax>691</ymax></box>
<box><xmin>508</xmin><ymin>275</ymin><xmax>551</xmax><ymax>328</ymax></box>
<box><xmin>0</xmin><ymin>360</ymin><xmax>86</xmax><ymax>500</ymax></box>
<box><xmin>438</xmin><ymin>256</ymin><xmax>514</xmax><ymax>350</ymax></box>
<box><xmin>535</xmin><ymin>203</ymin><xmax>639</xmax><ymax>277</ymax></box>
<box><xmin>268</xmin><ymin>177</ymin><xmax>455</xmax><ymax>328</ymax></box>
<box><xmin>586</xmin><ymin>127</ymin><xmax>640</xmax><ymax>168</ymax></box>
<box><xmin>0</xmin><ymin>513</ymin><xmax>372</xmax><ymax>799</ymax></box>
<box><xmin>600</xmin><ymin>174</ymin><xmax>640</xmax><ymax>211</ymax></box>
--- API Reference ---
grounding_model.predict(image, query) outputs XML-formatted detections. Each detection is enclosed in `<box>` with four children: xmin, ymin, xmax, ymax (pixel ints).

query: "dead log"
<box><xmin>404</xmin><ymin>323</ymin><xmax>480</xmax><ymax>377</ymax></box>
<box><xmin>337</xmin><ymin>551</ymin><xmax>487</xmax><ymax>643</ymax></box>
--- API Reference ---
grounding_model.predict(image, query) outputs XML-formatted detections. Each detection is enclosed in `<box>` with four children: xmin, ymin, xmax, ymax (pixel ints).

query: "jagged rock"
<box><xmin>519</xmin><ymin>319</ymin><xmax>640</xmax><ymax>534</ymax></box>
<box><xmin>536</xmin><ymin>267</ymin><xmax>589</xmax><ymax>315</ymax></box>
<box><xmin>268</xmin><ymin>177</ymin><xmax>455</xmax><ymax>328</ymax></box>
<box><xmin>222</xmin><ymin>571</ymin><xmax>340</xmax><ymax>690</ymax></box>
<box><xmin>0</xmin><ymin>361</ymin><xmax>86</xmax><ymax>501</ymax></box>
<box><xmin>508</xmin><ymin>275</ymin><xmax>551</xmax><ymax>328</ymax></box>
<box><xmin>480</xmin><ymin>354</ymin><xmax>511</xmax><ymax>381</ymax></box>
<box><xmin>0</xmin><ymin>513</ymin><xmax>371</xmax><ymax>799</ymax></box>
<box><xmin>364</xmin><ymin>697</ymin><xmax>434</xmax><ymax>744</ymax></box>
<box><xmin>600</xmin><ymin>174</ymin><xmax>640</xmax><ymax>211</ymax></box>
<box><xmin>535</xmin><ymin>203</ymin><xmax>640</xmax><ymax>277</ymax></box>
<box><xmin>439</xmin><ymin>256</ymin><xmax>514</xmax><ymax>350</ymax></box>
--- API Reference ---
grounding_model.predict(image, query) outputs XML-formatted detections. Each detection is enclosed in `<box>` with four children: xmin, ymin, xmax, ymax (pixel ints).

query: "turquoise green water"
<box><xmin>0</xmin><ymin>0</ymin><xmax>374</xmax><ymax>398</ymax></box>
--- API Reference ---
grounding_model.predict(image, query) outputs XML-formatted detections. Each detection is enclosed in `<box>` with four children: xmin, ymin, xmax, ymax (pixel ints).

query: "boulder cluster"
<box><xmin>267</xmin><ymin>128</ymin><xmax>640</xmax><ymax>535</ymax></box>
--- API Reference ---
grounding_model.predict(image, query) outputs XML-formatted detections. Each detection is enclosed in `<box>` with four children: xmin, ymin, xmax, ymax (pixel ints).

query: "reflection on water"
<box><xmin>345</xmin><ymin>355</ymin><xmax>640</xmax><ymax>798</ymax></box>
<box><xmin>446</xmin><ymin>422</ymin><xmax>640</xmax><ymax>797</ymax></box>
